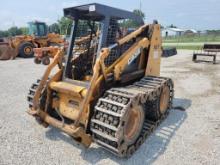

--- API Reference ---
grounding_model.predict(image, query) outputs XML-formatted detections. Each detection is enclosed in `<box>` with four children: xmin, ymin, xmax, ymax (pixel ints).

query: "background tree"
<box><xmin>49</xmin><ymin>23</ymin><xmax>60</xmax><ymax>34</ymax></box>
<box><xmin>58</xmin><ymin>17</ymin><xmax>73</xmax><ymax>35</ymax></box>
<box><xmin>120</xmin><ymin>9</ymin><xmax>146</xmax><ymax>28</ymax></box>
<box><xmin>133</xmin><ymin>9</ymin><xmax>145</xmax><ymax>20</ymax></box>
<box><xmin>0</xmin><ymin>31</ymin><xmax>9</xmax><ymax>38</ymax></box>
<box><xmin>20</xmin><ymin>27</ymin><xmax>29</xmax><ymax>35</ymax></box>
<box><xmin>8</xmin><ymin>26</ymin><xmax>22</xmax><ymax>36</ymax></box>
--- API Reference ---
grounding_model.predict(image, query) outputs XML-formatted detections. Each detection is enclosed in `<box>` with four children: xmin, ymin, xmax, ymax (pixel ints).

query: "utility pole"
<box><xmin>139</xmin><ymin>0</ymin><xmax>145</xmax><ymax>21</ymax></box>
<box><xmin>140</xmin><ymin>0</ymin><xmax>142</xmax><ymax>12</ymax></box>
<box><xmin>12</xmin><ymin>21</ymin><xmax>15</xmax><ymax>27</ymax></box>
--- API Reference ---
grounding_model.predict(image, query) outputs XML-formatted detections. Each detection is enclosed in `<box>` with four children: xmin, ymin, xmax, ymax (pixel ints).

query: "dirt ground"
<box><xmin>0</xmin><ymin>50</ymin><xmax>219</xmax><ymax>165</ymax></box>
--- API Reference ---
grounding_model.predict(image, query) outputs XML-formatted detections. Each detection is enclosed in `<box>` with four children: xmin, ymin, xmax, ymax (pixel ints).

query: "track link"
<box><xmin>27</xmin><ymin>79</ymin><xmax>48</xmax><ymax>109</ymax></box>
<box><xmin>90</xmin><ymin>76</ymin><xmax>174</xmax><ymax>157</ymax></box>
<box><xmin>27</xmin><ymin>79</ymin><xmax>41</xmax><ymax>108</ymax></box>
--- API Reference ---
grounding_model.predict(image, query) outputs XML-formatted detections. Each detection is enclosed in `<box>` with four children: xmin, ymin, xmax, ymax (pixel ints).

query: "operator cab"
<box><xmin>28</xmin><ymin>21</ymin><xmax>48</xmax><ymax>37</ymax></box>
<box><xmin>63</xmin><ymin>3</ymin><xmax>144</xmax><ymax>84</ymax></box>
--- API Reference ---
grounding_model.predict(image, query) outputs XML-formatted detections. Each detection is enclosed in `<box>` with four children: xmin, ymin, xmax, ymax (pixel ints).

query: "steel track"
<box><xmin>90</xmin><ymin>76</ymin><xmax>174</xmax><ymax>157</ymax></box>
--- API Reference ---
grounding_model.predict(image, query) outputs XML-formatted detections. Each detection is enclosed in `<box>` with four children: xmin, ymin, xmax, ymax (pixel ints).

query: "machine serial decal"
<box><xmin>128</xmin><ymin>48</ymin><xmax>142</xmax><ymax>65</ymax></box>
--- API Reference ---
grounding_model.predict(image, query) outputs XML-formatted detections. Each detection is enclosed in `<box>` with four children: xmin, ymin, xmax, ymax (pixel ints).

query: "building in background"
<box><xmin>184</xmin><ymin>29</ymin><xmax>198</xmax><ymax>36</ymax></box>
<box><xmin>162</xmin><ymin>28</ymin><xmax>185</xmax><ymax>37</ymax></box>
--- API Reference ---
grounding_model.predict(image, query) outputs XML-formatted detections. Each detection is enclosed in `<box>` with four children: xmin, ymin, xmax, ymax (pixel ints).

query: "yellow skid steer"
<box><xmin>27</xmin><ymin>3</ymin><xmax>174</xmax><ymax>157</ymax></box>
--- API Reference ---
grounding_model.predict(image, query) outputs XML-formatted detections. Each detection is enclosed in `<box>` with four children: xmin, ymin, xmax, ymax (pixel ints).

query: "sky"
<box><xmin>0</xmin><ymin>0</ymin><xmax>220</xmax><ymax>30</ymax></box>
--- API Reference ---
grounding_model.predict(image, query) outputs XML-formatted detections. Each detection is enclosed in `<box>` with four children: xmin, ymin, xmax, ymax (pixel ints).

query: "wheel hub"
<box><xmin>160</xmin><ymin>85</ymin><xmax>170</xmax><ymax>114</ymax></box>
<box><xmin>24</xmin><ymin>46</ymin><xmax>32</xmax><ymax>55</ymax></box>
<box><xmin>124</xmin><ymin>105</ymin><xmax>144</xmax><ymax>145</ymax></box>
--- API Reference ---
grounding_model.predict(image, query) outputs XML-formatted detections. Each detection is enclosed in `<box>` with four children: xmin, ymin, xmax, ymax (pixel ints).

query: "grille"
<box><xmin>104</xmin><ymin>18</ymin><xmax>140</xmax><ymax>66</ymax></box>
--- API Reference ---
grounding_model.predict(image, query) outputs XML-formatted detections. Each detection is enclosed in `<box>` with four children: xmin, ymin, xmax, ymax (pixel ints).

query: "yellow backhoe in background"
<box><xmin>27</xmin><ymin>3</ymin><xmax>174</xmax><ymax>158</ymax></box>
<box><xmin>0</xmin><ymin>21</ymin><xmax>65</xmax><ymax>60</ymax></box>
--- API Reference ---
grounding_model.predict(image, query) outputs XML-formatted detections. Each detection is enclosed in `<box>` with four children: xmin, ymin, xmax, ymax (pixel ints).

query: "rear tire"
<box><xmin>145</xmin><ymin>79</ymin><xmax>173</xmax><ymax>121</ymax></box>
<box><xmin>42</xmin><ymin>56</ymin><xmax>50</xmax><ymax>65</ymax></box>
<box><xmin>19</xmin><ymin>42</ymin><xmax>34</xmax><ymax>58</ymax></box>
<box><xmin>34</xmin><ymin>58</ymin><xmax>41</xmax><ymax>64</ymax></box>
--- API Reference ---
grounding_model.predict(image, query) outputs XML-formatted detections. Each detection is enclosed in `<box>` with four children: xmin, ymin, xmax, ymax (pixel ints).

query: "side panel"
<box><xmin>114</xmin><ymin>38</ymin><xmax>149</xmax><ymax>81</ymax></box>
<box><xmin>145</xmin><ymin>24</ymin><xmax>162</xmax><ymax>76</ymax></box>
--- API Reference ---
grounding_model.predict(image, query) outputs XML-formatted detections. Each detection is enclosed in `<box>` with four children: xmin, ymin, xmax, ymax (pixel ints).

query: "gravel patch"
<box><xmin>0</xmin><ymin>51</ymin><xmax>220</xmax><ymax>165</ymax></box>
<box><xmin>179</xmin><ymin>74</ymin><xmax>212</xmax><ymax>95</ymax></box>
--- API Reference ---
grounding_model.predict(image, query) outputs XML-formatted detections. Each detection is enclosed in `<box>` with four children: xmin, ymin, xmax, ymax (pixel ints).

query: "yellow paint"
<box><xmin>145</xmin><ymin>24</ymin><xmax>162</xmax><ymax>76</ymax></box>
<box><xmin>58</xmin><ymin>93</ymin><xmax>82</xmax><ymax>120</ymax></box>
<box><xmin>114</xmin><ymin>38</ymin><xmax>149</xmax><ymax>80</ymax></box>
<box><xmin>30</xmin><ymin>22</ymin><xmax>163</xmax><ymax>145</ymax></box>
<box><xmin>50</xmin><ymin>81</ymin><xmax>87</xmax><ymax>98</ymax></box>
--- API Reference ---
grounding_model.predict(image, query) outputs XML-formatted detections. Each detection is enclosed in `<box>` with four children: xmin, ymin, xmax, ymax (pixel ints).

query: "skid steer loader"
<box><xmin>0</xmin><ymin>21</ymin><xmax>64</xmax><ymax>60</ymax></box>
<box><xmin>27</xmin><ymin>3</ymin><xmax>174</xmax><ymax>157</ymax></box>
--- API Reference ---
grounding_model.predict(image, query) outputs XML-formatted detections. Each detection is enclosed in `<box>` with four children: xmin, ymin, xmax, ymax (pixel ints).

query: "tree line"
<box><xmin>0</xmin><ymin>17</ymin><xmax>73</xmax><ymax>38</ymax></box>
<box><xmin>0</xmin><ymin>9</ymin><xmax>145</xmax><ymax>38</ymax></box>
<box><xmin>0</xmin><ymin>27</ymin><xmax>29</xmax><ymax>38</ymax></box>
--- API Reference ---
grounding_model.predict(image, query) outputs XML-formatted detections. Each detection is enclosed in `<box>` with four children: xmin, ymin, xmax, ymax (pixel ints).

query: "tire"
<box><xmin>145</xmin><ymin>79</ymin><xmax>173</xmax><ymax>121</ymax></box>
<box><xmin>34</xmin><ymin>57</ymin><xmax>41</xmax><ymax>64</ymax></box>
<box><xmin>41</xmin><ymin>56</ymin><xmax>50</xmax><ymax>65</ymax></box>
<box><xmin>19</xmin><ymin>42</ymin><xmax>34</xmax><ymax>58</ymax></box>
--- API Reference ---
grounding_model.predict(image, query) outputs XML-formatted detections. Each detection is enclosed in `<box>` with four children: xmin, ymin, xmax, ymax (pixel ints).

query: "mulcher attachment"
<box><xmin>90</xmin><ymin>76</ymin><xmax>174</xmax><ymax>157</ymax></box>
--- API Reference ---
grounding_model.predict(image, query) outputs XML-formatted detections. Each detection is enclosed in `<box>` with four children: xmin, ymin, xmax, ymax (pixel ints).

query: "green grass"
<box><xmin>163</xmin><ymin>45</ymin><xmax>200</xmax><ymax>50</ymax></box>
<box><xmin>162</xmin><ymin>34</ymin><xmax>220</xmax><ymax>50</ymax></box>
<box><xmin>163</xmin><ymin>35</ymin><xmax>220</xmax><ymax>43</ymax></box>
